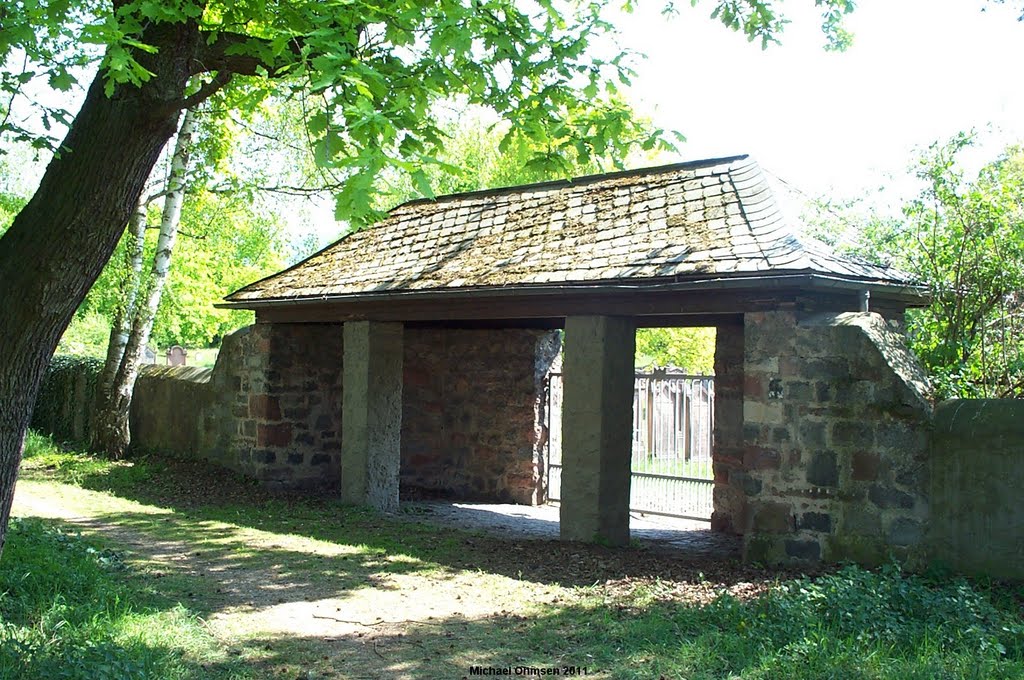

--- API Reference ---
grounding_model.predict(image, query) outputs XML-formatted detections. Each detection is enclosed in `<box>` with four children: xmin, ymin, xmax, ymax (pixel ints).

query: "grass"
<box><xmin>631</xmin><ymin>455</ymin><xmax>712</xmax><ymax>479</ymax></box>
<box><xmin>186</xmin><ymin>348</ymin><xmax>219</xmax><ymax>368</ymax></box>
<box><xmin>0</xmin><ymin>517</ymin><xmax>250</xmax><ymax>679</ymax></box>
<box><xmin>6</xmin><ymin>432</ymin><xmax>1024</xmax><ymax>679</ymax></box>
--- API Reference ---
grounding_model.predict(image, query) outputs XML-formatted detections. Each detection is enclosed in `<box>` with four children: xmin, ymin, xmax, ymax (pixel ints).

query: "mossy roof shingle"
<box><xmin>227</xmin><ymin>155</ymin><xmax>916</xmax><ymax>305</ymax></box>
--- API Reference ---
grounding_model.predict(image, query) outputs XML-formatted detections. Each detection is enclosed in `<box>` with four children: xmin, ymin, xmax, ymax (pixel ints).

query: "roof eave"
<box><xmin>218</xmin><ymin>272</ymin><xmax>929</xmax><ymax>311</ymax></box>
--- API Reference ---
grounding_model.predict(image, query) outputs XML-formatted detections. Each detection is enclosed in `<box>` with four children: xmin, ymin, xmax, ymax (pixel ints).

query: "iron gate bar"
<box><xmin>631</xmin><ymin>471</ymin><xmax>716</xmax><ymax>484</ymax></box>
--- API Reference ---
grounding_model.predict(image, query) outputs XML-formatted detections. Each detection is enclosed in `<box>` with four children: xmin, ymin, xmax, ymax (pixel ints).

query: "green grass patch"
<box><xmin>21</xmin><ymin>431</ymin><xmax>150</xmax><ymax>488</ymax></box>
<box><xmin>511</xmin><ymin>563</ymin><xmax>1024</xmax><ymax>679</ymax></box>
<box><xmin>12</xmin><ymin>432</ymin><xmax>1024</xmax><ymax>679</ymax></box>
<box><xmin>0</xmin><ymin>517</ymin><xmax>248</xmax><ymax>679</ymax></box>
<box><xmin>631</xmin><ymin>455</ymin><xmax>712</xmax><ymax>478</ymax></box>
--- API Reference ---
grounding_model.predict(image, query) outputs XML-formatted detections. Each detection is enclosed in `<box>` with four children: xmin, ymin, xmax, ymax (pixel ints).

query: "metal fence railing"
<box><xmin>546</xmin><ymin>370</ymin><xmax>715</xmax><ymax>521</ymax></box>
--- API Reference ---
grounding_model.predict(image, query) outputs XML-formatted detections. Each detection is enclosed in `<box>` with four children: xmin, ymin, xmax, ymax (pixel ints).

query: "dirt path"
<box><xmin>12</xmin><ymin>480</ymin><xmax>569</xmax><ymax>679</ymax></box>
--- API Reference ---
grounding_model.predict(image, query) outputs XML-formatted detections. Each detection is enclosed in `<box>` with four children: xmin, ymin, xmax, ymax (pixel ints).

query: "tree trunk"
<box><xmin>94</xmin><ymin>205</ymin><xmax>148</xmax><ymax>424</ymax></box>
<box><xmin>0</xmin><ymin>21</ymin><xmax>201</xmax><ymax>555</ymax></box>
<box><xmin>93</xmin><ymin>108</ymin><xmax>196</xmax><ymax>458</ymax></box>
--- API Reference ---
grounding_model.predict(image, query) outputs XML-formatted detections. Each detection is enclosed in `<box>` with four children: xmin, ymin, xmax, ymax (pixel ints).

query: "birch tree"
<box><xmin>92</xmin><ymin>108</ymin><xmax>197</xmax><ymax>457</ymax></box>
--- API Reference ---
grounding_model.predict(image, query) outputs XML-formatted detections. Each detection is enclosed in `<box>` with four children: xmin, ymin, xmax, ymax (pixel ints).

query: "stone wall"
<box><xmin>402</xmin><ymin>328</ymin><xmax>560</xmax><ymax>504</ymax></box>
<box><xmin>208</xmin><ymin>323</ymin><xmax>345</xmax><ymax>489</ymax></box>
<box><xmin>33</xmin><ymin>323</ymin><xmax>558</xmax><ymax>501</ymax></box>
<box><xmin>929</xmin><ymin>399</ymin><xmax>1024</xmax><ymax>580</ymax></box>
<box><xmin>130</xmin><ymin>366</ymin><xmax>215</xmax><ymax>458</ymax></box>
<box><xmin>733</xmin><ymin>311</ymin><xmax>933</xmax><ymax>564</ymax></box>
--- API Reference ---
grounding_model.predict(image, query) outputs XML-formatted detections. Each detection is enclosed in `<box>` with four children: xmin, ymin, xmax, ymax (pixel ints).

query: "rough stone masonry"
<box><xmin>714</xmin><ymin>311</ymin><xmax>932</xmax><ymax>565</ymax></box>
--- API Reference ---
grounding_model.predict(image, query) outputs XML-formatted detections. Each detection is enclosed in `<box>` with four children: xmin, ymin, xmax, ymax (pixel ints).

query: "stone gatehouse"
<box><xmin>208</xmin><ymin>155</ymin><xmax>932</xmax><ymax>564</ymax></box>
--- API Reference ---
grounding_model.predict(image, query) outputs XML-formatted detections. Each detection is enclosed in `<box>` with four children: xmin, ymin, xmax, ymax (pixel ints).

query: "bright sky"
<box><xmin>612</xmin><ymin>0</ymin><xmax>1024</xmax><ymax>209</ymax></box>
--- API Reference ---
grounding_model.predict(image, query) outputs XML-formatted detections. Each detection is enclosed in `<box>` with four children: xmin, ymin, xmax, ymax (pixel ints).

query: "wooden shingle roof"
<box><xmin>226</xmin><ymin>155</ymin><xmax>919</xmax><ymax>308</ymax></box>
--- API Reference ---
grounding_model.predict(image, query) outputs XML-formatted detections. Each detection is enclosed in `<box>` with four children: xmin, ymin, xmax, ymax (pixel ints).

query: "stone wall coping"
<box><xmin>803</xmin><ymin>311</ymin><xmax>933</xmax><ymax>413</ymax></box>
<box><xmin>139</xmin><ymin>364</ymin><xmax>213</xmax><ymax>384</ymax></box>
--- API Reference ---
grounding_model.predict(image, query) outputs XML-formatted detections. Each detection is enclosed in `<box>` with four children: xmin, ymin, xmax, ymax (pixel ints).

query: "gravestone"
<box><xmin>166</xmin><ymin>345</ymin><xmax>187</xmax><ymax>366</ymax></box>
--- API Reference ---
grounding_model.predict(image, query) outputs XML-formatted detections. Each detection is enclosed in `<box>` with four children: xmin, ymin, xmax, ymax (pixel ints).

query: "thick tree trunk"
<box><xmin>93</xmin><ymin>108</ymin><xmax>196</xmax><ymax>458</ymax></box>
<box><xmin>0</xmin><ymin>22</ymin><xmax>201</xmax><ymax>555</ymax></box>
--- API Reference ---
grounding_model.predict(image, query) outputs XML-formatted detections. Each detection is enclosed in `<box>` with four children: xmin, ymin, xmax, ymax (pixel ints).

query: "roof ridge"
<box><xmin>725</xmin><ymin>159</ymin><xmax>774</xmax><ymax>267</ymax></box>
<box><xmin>389</xmin><ymin>154</ymin><xmax>751</xmax><ymax>213</ymax></box>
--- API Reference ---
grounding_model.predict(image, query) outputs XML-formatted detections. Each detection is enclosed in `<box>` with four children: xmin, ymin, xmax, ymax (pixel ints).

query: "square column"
<box><xmin>559</xmin><ymin>315</ymin><xmax>636</xmax><ymax>546</ymax></box>
<box><xmin>341</xmin><ymin>321</ymin><xmax>404</xmax><ymax>512</ymax></box>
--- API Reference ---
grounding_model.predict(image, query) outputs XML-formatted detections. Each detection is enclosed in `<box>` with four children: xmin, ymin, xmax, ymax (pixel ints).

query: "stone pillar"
<box><xmin>711</xmin><ymin>320</ymin><xmax>746</xmax><ymax>534</ymax></box>
<box><xmin>341</xmin><ymin>321</ymin><xmax>404</xmax><ymax>512</ymax></box>
<box><xmin>559</xmin><ymin>315</ymin><xmax>636</xmax><ymax>546</ymax></box>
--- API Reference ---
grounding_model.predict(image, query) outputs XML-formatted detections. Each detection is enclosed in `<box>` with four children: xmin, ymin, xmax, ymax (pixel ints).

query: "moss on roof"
<box><xmin>227</xmin><ymin>156</ymin><xmax>916</xmax><ymax>305</ymax></box>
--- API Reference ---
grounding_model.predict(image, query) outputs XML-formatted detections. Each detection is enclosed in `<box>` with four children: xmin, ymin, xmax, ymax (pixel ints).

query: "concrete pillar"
<box><xmin>341</xmin><ymin>321</ymin><xmax>404</xmax><ymax>511</ymax></box>
<box><xmin>559</xmin><ymin>315</ymin><xmax>636</xmax><ymax>546</ymax></box>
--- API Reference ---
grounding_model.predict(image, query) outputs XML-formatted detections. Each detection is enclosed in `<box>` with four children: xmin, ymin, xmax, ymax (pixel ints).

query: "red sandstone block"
<box><xmin>249</xmin><ymin>394</ymin><xmax>281</xmax><ymax>420</ymax></box>
<box><xmin>743</xmin><ymin>375</ymin><xmax>763</xmax><ymax>398</ymax></box>
<box><xmin>851</xmin><ymin>451</ymin><xmax>881</xmax><ymax>481</ymax></box>
<box><xmin>257</xmin><ymin>422</ymin><xmax>292</xmax><ymax>447</ymax></box>
<box><xmin>404</xmin><ymin>366</ymin><xmax>431</xmax><ymax>387</ymax></box>
<box><xmin>743</xmin><ymin>447</ymin><xmax>781</xmax><ymax>470</ymax></box>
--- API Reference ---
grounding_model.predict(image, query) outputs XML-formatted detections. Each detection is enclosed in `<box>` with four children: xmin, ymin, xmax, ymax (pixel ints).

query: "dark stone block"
<box><xmin>842</xmin><ymin>506</ymin><xmax>881</xmax><ymax>535</ymax></box>
<box><xmin>310</xmin><ymin>453</ymin><xmax>331</xmax><ymax>466</ymax></box>
<box><xmin>287</xmin><ymin>452</ymin><xmax>304</xmax><ymax>465</ymax></box>
<box><xmin>283</xmin><ymin>406</ymin><xmax>311</xmax><ymax>420</ymax></box>
<box><xmin>805</xmin><ymin>358</ymin><xmax>849</xmax><ymax>380</ymax></box>
<box><xmin>851</xmin><ymin>451</ymin><xmax>881</xmax><ymax>481</ymax></box>
<box><xmin>731</xmin><ymin>471</ymin><xmax>763</xmax><ymax>496</ymax></box>
<box><xmin>743</xmin><ymin>423</ymin><xmax>763</xmax><ymax>442</ymax></box>
<box><xmin>895</xmin><ymin>465</ymin><xmax>925</xmax><ymax>488</ymax></box>
<box><xmin>253</xmin><ymin>449</ymin><xmax>276</xmax><ymax>465</ymax></box>
<box><xmin>876</xmin><ymin>422</ymin><xmax>923</xmax><ymax>453</ymax></box>
<box><xmin>772</xmin><ymin>426</ymin><xmax>791</xmax><ymax>443</ymax></box>
<box><xmin>785</xmin><ymin>539</ymin><xmax>821</xmax><ymax>561</ymax></box>
<box><xmin>799</xmin><ymin>421</ymin><xmax>826</xmax><ymax>447</ymax></box>
<box><xmin>832</xmin><ymin>421</ymin><xmax>873</xmax><ymax>449</ymax></box>
<box><xmin>752</xmin><ymin>502</ymin><xmax>793</xmax><ymax>534</ymax></box>
<box><xmin>315</xmin><ymin>414</ymin><xmax>334</xmax><ymax>431</ymax></box>
<box><xmin>807</xmin><ymin>450</ymin><xmax>838</xmax><ymax>487</ymax></box>
<box><xmin>787</xmin><ymin>381</ymin><xmax>812</xmax><ymax>401</ymax></box>
<box><xmin>798</xmin><ymin>512</ymin><xmax>833</xmax><ymax>533</ymax></box>
<box><xmin>869</xmin><ymin>484</ymin><xmax>915</xmax><ymax>510</ymax></box>
<box><xmin>815</xmin><ymin>381</ymin><xmax>832</xmax><ymax>403</ymax></box>
<box><xmin>887</xmin><ymin>518</ymin><xmax>923</xmax><ymax>547</ymax></box>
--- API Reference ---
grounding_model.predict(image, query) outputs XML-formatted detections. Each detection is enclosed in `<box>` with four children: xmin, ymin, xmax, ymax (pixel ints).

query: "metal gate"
<box><xmin>545</xmin><ymin>370</ymin><xmax>715</xmax><ymax>521</ymax></box>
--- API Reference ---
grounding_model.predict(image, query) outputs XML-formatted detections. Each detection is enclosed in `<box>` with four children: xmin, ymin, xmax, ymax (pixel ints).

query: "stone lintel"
<box><xmin>341</xmin><ymin>321</ymin><xmax>404</xmax><ymax>511</ymax></box>
<box><xmin>559</xmin><ymin>315</ymin><xmax>636</xmax><ymax>546</ymax></box>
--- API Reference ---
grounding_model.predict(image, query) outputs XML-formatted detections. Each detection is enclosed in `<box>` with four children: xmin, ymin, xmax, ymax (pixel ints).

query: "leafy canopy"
<box><xmin>805</xmin><ymin>133</ymin><xmax>1024</xmax><ymax>398</ymax></box>
<box><xmin>1</xmin><ymin>0</ymin><xmax>857</xmax><ymax>225</ymax></box>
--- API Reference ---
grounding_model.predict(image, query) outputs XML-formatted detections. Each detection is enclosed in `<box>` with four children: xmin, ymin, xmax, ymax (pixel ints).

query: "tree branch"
<box><xmin>191</xmin><ymin>31</ymin><xmax>302</xmax><ymax>78</ymax></box>
<box><xmin>179</xmin><ymin>72</ymin><xmax>233</xmax><ymax>110</ymax></box>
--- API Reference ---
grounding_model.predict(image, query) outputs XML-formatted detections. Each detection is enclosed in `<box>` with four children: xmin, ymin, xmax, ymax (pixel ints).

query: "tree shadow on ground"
<box><xmin>41</xmin><ymin>451</ymin><xmax>810</xmax><ymax>591</ymax></box>
<box><xmin>163</xmin><ymin>590</ymin><xmax>1024</xmax><ymax>680</ymax></box>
